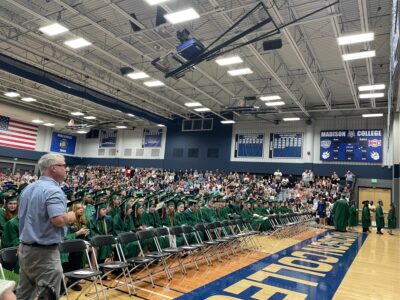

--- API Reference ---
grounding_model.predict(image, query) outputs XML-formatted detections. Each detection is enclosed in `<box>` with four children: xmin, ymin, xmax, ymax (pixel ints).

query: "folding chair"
<box><xmin>169</xmin><ymin>226</ymin><xmax>200</xmax><ymax>271</ymax></box>
<box><xmin>91</xmin><ymin>235</ymin><xmax>135</xmax><ymax>296</ymax></box>
<box><xmin>136</xmin><ymin>229</ymin><xmax>172</xmax><ymax>281</ymax></box>
<box><xmin>0</xmin><ymin>246</ymin><xmax>18</xmax><ymax>279</ymax></box>
<box><xmin>59</xmin><ymin>239</ymin><xmax>106</xmax><ymax>300</ymax></box>
<box><xmin>181</xmin><ymin>225</ymin><xmax>211</xmax><ymax>266</ymax></box>
<box><xmin>194</xmin><ymin>223</ymin><xmax>222</xmax><ymax>263</ymax></box>
<box><xmin>116</xmin><ymin>232</ymin><xmax>157</xmax><ymax>288</ymax></box>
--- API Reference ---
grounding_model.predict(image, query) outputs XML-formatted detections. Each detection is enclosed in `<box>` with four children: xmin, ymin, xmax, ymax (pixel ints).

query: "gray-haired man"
<box><xmin>17</xmin><ymin>153</ymin><xmax>75</xmax><ymax>299</ymax></box>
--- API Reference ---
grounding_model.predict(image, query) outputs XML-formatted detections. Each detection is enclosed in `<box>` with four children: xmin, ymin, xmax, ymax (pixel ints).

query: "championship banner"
<box><xmin>143</xmin><ymin>128</ymin><xmax>163</xmax><ymax>147</ymax></box>
<box><xmin>50</xmin><ymin>132</ymin><xmax>76</xmax><ymax>155</ymax></box>
<box><xmin>234</xmin><ymin>134</ymin><xmax>264</xmax><ymax>158</ymax></box>
<box><xmin>99</xmin><ymin>130</ymin><xmax>117</xmax><ymax>148</ymax></box>
<box><xmin>269</xmin><ymin>133</ymin><xmax>302</xmax><ymax>158</ymax></box>
<box><xmin>320</xmin><ymin>129</ymin><xmax>383</xmax><ymax>162</ymax></box>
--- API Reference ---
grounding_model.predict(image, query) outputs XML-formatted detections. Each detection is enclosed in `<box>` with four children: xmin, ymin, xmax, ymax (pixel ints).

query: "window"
<box><xmin>188</xmin><ymin>148</ymin><xmax>199</xmax><ymax>158</ymax></box>
<box><xmin>173</xmin><ymin>148</ymin><xmax>184</xmax><ymax>157</ymax></box>
<box><xmin>182</xmin><ymin>118</ymin><xmax>213</xmax><ymax>131</ymax></box>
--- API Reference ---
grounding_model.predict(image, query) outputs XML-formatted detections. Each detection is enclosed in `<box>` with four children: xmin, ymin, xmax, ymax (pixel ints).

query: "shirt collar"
<box><xmin>39</xmin><ymin>176</ymin><xmax>60</xmax><ymax>186</ymax></box>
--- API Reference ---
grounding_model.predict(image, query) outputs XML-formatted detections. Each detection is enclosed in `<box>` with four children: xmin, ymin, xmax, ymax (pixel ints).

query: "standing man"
<box><xmin>332</xmin><ymin>194</ymin><xmax>349</xmax><ymax>232</ymax></box>
<box><xmin>375</xmin><ymin>200</ymin><xmax>385</xmax><ymax>234</ymax></box>
<box><xmin>361</xmin><ymin>200</ymin><xmax>371</xmax><ymax>233</ymax></box>
<box><xmin>17</xmin><ymin>153</ymin><xmax>75</xmax><ymax>299</ymax></box>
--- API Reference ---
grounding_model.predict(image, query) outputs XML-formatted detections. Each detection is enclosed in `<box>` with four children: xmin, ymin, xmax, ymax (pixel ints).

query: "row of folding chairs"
<box><xmin>267</xmin><ymin>212</ymin><xmax>317</xmax><ymax>238</ymax></box>
<box><xmin>59</xmin><ymin>219</ymin><xmax>263</xmax><ymax>299</ymax></box>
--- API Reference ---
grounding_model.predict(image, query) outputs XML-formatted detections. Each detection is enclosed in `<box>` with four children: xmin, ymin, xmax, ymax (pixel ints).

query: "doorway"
<box><xmin>358</xmin><ymin>187</ymin><xmax>391</xmax><ymax>226</ymax></box>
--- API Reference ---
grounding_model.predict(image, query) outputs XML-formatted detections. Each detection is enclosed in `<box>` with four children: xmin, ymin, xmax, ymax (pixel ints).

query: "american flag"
<box><xmin>0</xmin><ymin>115</ymin><xmax>38</xmax><ymax>150</ymax></box>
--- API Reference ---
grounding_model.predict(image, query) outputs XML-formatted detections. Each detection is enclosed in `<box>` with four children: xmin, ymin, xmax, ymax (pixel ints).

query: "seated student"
<box><xmin>1</xmin><ymin>193</ymin><xmax>20</xmax><ymax>249</ymax></box>
<box><xmin>0</xmin><ymin>188</ymin><xmax>18</xmax><ymax>235</ymax></box>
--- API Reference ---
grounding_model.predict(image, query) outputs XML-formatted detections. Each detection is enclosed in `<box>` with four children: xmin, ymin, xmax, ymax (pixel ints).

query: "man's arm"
<box><xmin>51</xmin><ymin>211</ymin><xmax>76</xmax><ymax>227</ymax></box>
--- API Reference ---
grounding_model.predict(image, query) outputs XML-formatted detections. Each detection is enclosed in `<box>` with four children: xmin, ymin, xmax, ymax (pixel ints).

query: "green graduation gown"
<box><xmin>375</xmin><ymin>206</ymin><xmax>385</xmax><ymax>229</ymax></box>
<box><xmin>348</xmin><ymin>205</ymin><xmax>358</xmax><ymax>227</ymax></box>
<box><xmin>387</xmin><ymin>207</ymin><xmax>396</xmax><ymax>229</ymax></box>
<box><xmin>113</xmin><ymin>214</ymin><xmax>140</xmax><ymax>258</ymax></box>
<box><xmin>84</xmin><ymin>204</ymin><xmax>96</xmax><ymax>222</ymax></box>
<box><xmin>332</xmin><ymin>199</ymin><xmax>349</xmax><ymax>232</ymax></box>
<box><xmin>141</xmin><ymin>211</ymin><xmax>163</xmax><ymax>228</ymax></box>
<box><xmin>201</xmin><ymin>206</ymin><xmax>217</xmax><ymax>223</ymax></box>
<box><xmin>2</xmin><ymin>217</ymin><xmax>19</xmax><ymax>248</ymax></box>
<box><xmin>362</xmin><ymin>205</ymin><xmax>371</xmax><ymax>229</ymax></box>
<box><xmin>89</xmin><ymin>216</ymin><xmax>114</xmax><ymax>260</ymax></box>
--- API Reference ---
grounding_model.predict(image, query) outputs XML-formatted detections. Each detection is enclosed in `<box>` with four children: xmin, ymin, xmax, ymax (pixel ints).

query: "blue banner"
<box><xmin>234</xmin><ymin>134</ymin><xmax>263</xmax><ymax>157</ymax></box>
<box><xmin>320</xmin><ymin>129</ymin><xmax>383</xmax><ymax>162</ymax></box>
<box><xmin>270</xmin><ymin>133</ymin><xmax>302</xmax><ymax>158</ymax></box>
<box><xmin>99</xmin><ymin>130</ymin><xmax>117</xmax><ymax>148</ymax></box>
<box><xmin>143</xmin><ymin>128</ymin><xmax>162</xmax><ymax>147</ymax></box>
<box><xmin>50</xmin><ymin>132</ymin><xmax>76</xmax><ymax>155</ymax></box>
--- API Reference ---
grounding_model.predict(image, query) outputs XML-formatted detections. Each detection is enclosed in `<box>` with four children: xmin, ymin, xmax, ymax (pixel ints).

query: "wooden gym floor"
<box><xmin>62</xmin><ymin>226</ymin><xmax>399</xmax><ymax>300</ymax></box>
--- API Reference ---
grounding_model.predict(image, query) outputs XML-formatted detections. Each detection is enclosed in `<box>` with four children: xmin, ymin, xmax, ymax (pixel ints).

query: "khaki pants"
<box><xmin>16</xmin><ymin>244</ymin><xmax>63</xmax><ymax>300</ymax></box>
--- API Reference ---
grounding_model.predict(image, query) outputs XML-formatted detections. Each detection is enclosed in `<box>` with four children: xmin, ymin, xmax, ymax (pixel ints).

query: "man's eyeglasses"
<box><xmin>52</xmin><ymin>164</ymin><xmax>67</xmax><ymax>168</ymax></box>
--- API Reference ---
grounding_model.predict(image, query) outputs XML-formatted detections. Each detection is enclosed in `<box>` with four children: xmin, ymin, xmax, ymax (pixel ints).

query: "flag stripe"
<box><xmin>0</xmin><ymin>115</ymin><xmax>38</xmax><ymax>150</ymax></box>
<box><xmin>0</xmin><ymin>142</ymin><xmax>35</xmax><ymax>150</ymax></box>
<box><xmin>0</xmin><ymin>136</ymin><xmax>36</xmax><ymax>146</ymax></box>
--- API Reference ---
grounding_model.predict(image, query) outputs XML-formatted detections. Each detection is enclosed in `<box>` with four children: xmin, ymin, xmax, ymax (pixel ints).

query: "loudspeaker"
<box><xmin>120</xmin><ymin>67</ymin><xmax>134</xmax><ymax>76</ymax></box>
<box><xmin>306</xmin><ymin>119</ymin><xmax>312</xmax><ymax>125</ymax></box>
<box><xmin>263</xmin><ymin>39</ymin><xmax>283</xmax><ymax>51</ymax></box>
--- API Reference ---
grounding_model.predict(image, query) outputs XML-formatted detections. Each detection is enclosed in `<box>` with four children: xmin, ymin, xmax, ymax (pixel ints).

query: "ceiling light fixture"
<box><xmin>359</xmin><ymin>93</ymin><xmax>385</xmax><ymax>99</ymax></box>
<box><xmin>144</xmin><ymin>80</ymin><xmax>164</xmax><ymax>87</ymax></box>
<box><xmin>260</xmin><ymin>95</ymin><xmax>281</xmax><ymax>101</ymax></box>
<box><xmin>157</xmin><ymin>124</ymin><xmax>165</xmax><ymax>127</ymax></box>
<box><xmin>283</xmin><ymin>117</ymin><xmax>300</xmax><ymax>121</ymax></box>
<box><xmin>44</xmin><ymin>123</ymin><xmax>55</xmax><ymax>127</ymax></box>
<box><xmin>265</xmin><ymin>101</ymin><xmax>285</xmax><ymax>106</ymax></box>
<box><xmin>228</xmin><ymin>68</ymin><xmax>253</xmax><ymax>76</ymax></box>
<box><xmin>194</xmin><ymin>107</ymin><xmax>211</xmax><ymax>112</ymax></box>
<box><xmin>358</xmin><ymin>84</ymin><xmax>386</xmax><ymax>92</ymax></box>
<box><xmin>362</xmin><ymin>113</ymin><xmax>383</xmax><ymax>118</ymax></box>
<box><xmin>127</xmin><ymin>113</ymin><xmax>135</xmax><ymax>117</ymax></box>
<box><xmin>221</xmin><ymin>120</ymin><xmax>235</xmax><ymax>124</ymax></box>
<box><xmin>337</xmin><ymin>32</ymin><xmax>374</xmax><ymax>45</ymax></box>
<box><xmin>145</xmin><ymin>0</ymin><xmax>170</xmax><ymax>5</ymax></box>
<box><xmin>84</xmin><ymin>116</ymin><xmax>96</xmax><ymax>120</ymax></box>
<box><xmin>71</xmin><ymin>111</ymin><xmax>85</xmax><ymax>116</ymax></box>
<box><xmin>116</xmin><ymin>125</ymin><xmax>127</xmax><ymax>129</ymax></box>
<box><xmin>215</xmin><ymin>56</ymin><xmax>243</xmax><ymax>66</ymax></box>
<box><xmin>39</xmin><ymin>23</ymin><xmax>69</xmax><ymax>36</ymax></box>
<box><xmin>164</xmin><ymin>8</ymin><xmax>200</xmax><ymax>24</ymax></box>
<box><xmin>4</xmin><ymin>92</ymin><xmax>20</xmax><ymax>97</ymax></box>
<box><xmin>342</xmin><ymin>50</ymin><xmax>376</xmax><ymax>61</ymax></box>
<box><xmin>77</xmin><ymin>130</ymin><xmax>88</xmax><ymax>134</ymax></box>
<box><xmin>127</xmin><ymin>72</ymin><xmax>149</xmax><ymax>80</ymax></box>
<box><xmin>21</xmin><ymin>97</ymin><xmax>37</xmax><ymax>102</ymax></box>
<box><xmin>32</xmin><ymin>119</ymin><xmax>44</xmax><ymax>124</ymax></box>
<box><xmin>184</xmin><ymin>102</ymin><xmax>202</xmax><ymax>107</ymax></box>
<box><xmin>64</xmin><ymin>38</ymin><xmax>92</xmax><ymax>49</ymax></box>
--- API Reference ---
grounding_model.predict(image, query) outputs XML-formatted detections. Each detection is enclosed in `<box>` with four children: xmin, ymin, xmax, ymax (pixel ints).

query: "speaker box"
<box><xmin>263</xmin><ymin>39</ymin><xmax>283</xmax><ymax>51</ymax></box>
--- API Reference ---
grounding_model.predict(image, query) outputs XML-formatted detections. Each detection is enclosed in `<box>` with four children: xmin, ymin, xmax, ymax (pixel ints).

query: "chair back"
<box><xmin>182</xmin><ymin>225</ymin><xmax>196</xmax><ymax>234</ymax></box>
<box><xmin>117</xmin><ymin>232</ymin><xmax>138</xmax><ymax>245</ymax></box>
<box><xmin>59</xmin><ymin>239</ymin><xmax>87</xmax><ymax>253</ymax></box>
<box><xmin>169</xmin><ymin>226</ymin><xmax>183</xmax><ymax>235</ymax></box>
<box><xmin>91</xmin><ymin>235</ymin><xmax>116</xmax><ymax>247</ymax></box>
<box><xmin>136</xmin><ymin>229</ymin><xmax>155</xmax><ymax>240</ymax></box>
<box><xmin>0</xmin><ymin>247</ymin><xmax>18</xmax><ymax>266</ymax></box>
<box><xmin>154</xmin><ymin>227</ymin><xmax>170</xmax><ymax>237</ymax></box>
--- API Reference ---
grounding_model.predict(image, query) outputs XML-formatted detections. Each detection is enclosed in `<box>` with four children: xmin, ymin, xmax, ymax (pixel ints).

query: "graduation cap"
<box><xmin>362</xmin><ymin>200</ymin><xmax>369</xmax><ymax>205</ymax></box>
<box><xmin>4</xmin><ymin>192</ymin><xmax>18</xmax><ymax>203</ymax></box>
<box><xmin>64</xmin><ymin>189</ymin><xmax>74</xmax><ymax>201</ymax></box>
<box><xmin>66</xmin><ymin>198</ymin><xmax>83</xmax><ymax>208</ymax></box>
<box><xmin>187</xmin><ymin>199</ymin><xmax>197</xmax><ymax>206</ymax></box>
<box><xmin>176</xmin><ymin>199</ymin><xmax>185</xmax><ymax>207</ymax></box>
<box><xmin>94</xmin><ymin>200</ymin><xmax>108</xmax><ymax>210</ymax></box>
<box><xmin>166</xmin><ymin>198</ymin><xmax>176</xmax><ymax>207</ymax></box>
<box><xmin>110</xmin><ymin>193</ymin><xmax>121</xmax><ymax>201</ymax></box>
<box><xmin>18</xmin><ymin>182</ymin><xmax>29</xmax><ymax>192</ymax></box>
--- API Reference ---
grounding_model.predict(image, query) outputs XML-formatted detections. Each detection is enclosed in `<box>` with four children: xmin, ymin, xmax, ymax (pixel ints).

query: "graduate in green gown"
<box><xmin>347</xmin><ymin>202</ymin><xmax>358</xmax><ymax>231</ymax></box>
<box><xmin>0</xmin><ymin>192</ymin><xmax>18</xmax><ymax>237</ymax></box>
<box><xmin>83</xmin><ymin>191</ymin><xmax>96</xmax><ymax>222</ymax></box>
<box><xmin>174</xmin><ymin>200</ymin><xmax>186</xmax><ymax>246</ymax></box>
<box><xmin>361</xmin><ymin>200</ymin><xmax>371</xmax><ymax>233</ymax></box>
<box><xmin>2</xmin><ymin>216</ymin><xmax>19</xmax><ymax>248</ymax></box>
<box><xmin>89</xmin><ymin>201</ymin><xmax>114</xmax><ymax>262</ymax></box>
<box><xmin>163</xmin><ymin>199</ymin><xmax>178</xmax><ymax>227</ymax></box>
<box><xmin>387</xmin><ymin>202</ymin><xmax>396</xmax><ymax>235</ymax></box>
<box><xmin>375</xmin><ymin>200</ymin><xmax>385</xmax><ymax>234</ymax></box>
<box><xmin>141</xmin><ymin>200</ymin><xmax>163</xmax><ymax>228</ymax></box>
<box><xmin>184</xmin><ymin>199</ymin><xmax>200</xmax><ymax>226</ymax></box>
<box><xmin>200</xmin><ymin>196</ymin><xmax>217</xmax><ymax>223</ymax></box>
<box><xmin>108</xmin><ymin>193</ymin><xmax>121</xmax><ymax>218</ymax></box>
<box><xmin>113</xmin><ymin>200</ymin><xmax>140</xmax><ymax>258</ymax></box>
<box><xmin>332</xmin><ymin>195</ymin><xmax>349</xmax><ymax>232</ymax></box>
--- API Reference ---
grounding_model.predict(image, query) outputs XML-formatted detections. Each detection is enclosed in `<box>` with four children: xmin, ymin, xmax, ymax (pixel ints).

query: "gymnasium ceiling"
<box><xmin>0</xmin><ymin>0</ymin><xmax>393</xmax><ymax>129</ymax></box>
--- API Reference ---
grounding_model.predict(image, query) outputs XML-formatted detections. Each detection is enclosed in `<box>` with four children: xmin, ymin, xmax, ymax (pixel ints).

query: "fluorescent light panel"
<box><xmin>359</xmin><ymin>93</ymin><xmax>384</xmax><ymax>99</ymax></box>
<box><xmin>221</xmin><ymin>120</ymin><xmax>235</xmax><ymax>124</ymax></box>
<box><xmin>84</xmin><ymin>116</ymin><xmax>96</xmax><ymax>120</ymax></box>
<box><xmin>21</xmin><ymin>97</ymin><xmax>36</xmax><ymax>102</ymax></box>
<box><xmin>4</xmin><ymin>92</ymin><xmax>20</xmax><ymax>97</ymax></box>
<box><xmin>39</xmin><ymin>23</ymin><xmax>69</xmax><ymax>36</ymax></box>
<box><xmin>228</xmin><ymin>68</ymin><xmax>253</xmax><ymax>76</ymax></box>
<box><xmin>64</xmin><ymin>38</ymin><xmax>92</xmax><ymax>49</ymax></box>
<box><xmin>32</xmin><ymin>119</ymin><xmax>44</xmax><ymax>124</ymax></box>
<box><xmin>362</xmin><ymin>113</ymin><xmax>383</xmax><ymax>118</ymax></box>
<box><xmin>127</xmin><ymin>113</ymin><xmax>135</xmax><ymax>117</ymax></box>
<box><xmin>145</xmin><ymin>0</ymin><xmax>170</xmax><ymax>5</ymax></box>
<box><xmin>215</xmin><ymin>56</ymin><xmax>243</xmax><ymax>66</ymax></box>
<box><xmin>358</xmin><ymin>84</ymin><xmax>385</xmax><ymax>92</ymax></box>
<box><xmin>194</xmin><ymin>107</ymin><xmax>210</xmax><ymax>112</ymax></box>
<box><xmin>283</xmin><ymin>117</ymin><xmax>300</xmax><ymax>121</ymax></box>
<box><xmin>71</xmin><ymin>111</ymin><xmax>84</xmax><ymax>116</ymax></box>
<box><xmin>127</xmin><ymin>72</ymin><xmax>149</xmax><ymax>80</ymax></box>
<box><xmin>184</xmin><ymin>102</ymin><xmax>202</xmax><ymax>107</ymax></box>
<box><xmin>164</xmin><ymin>8</ymin><xmax>200</xmax><ymax>24</ymax></box>
<box><xmin>260</xmin><ymin>95</ymin><xmax>281</xmax><ymax>101</ymax></box>
<box><xmin>144</xmin><ymin>80</ymin><xmax>164</xmax><ymax>87</ymax></box>
<box><xmin>77</xmin><ymin>130</ymin><xmax>88</xmax><ymax>134</ymax></box>
<box><xmin>116</xmin><ymin>125</ymin><xmax>127</xmax><ymax>129</ymax></box>
<box><xmin>157</xmin><ymin>124</ymin><xmax>165</xmax><ymax>127</ymax></box>
<box><xmin>265</xmin><ymin>101</ymin><xmax>285</xmax><ymax>106</ymax></box>
<box><xmin>337</xmin><ymin>32</ymin><xmax>374</xmax><ymax>45</ymax></box>
<box><xmin>342</xmin><ymin>50</ymin><xmax>375</xmax><ymax>61</ymax></box>
<box><xmin>44</xmin><ymin>123</ymin><xmax>54</xmax><ymax>127</ymax></box>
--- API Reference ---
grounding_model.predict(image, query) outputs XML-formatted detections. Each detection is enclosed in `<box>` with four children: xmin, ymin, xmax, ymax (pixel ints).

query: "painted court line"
<box><xmin>176</xmin><ymin>231</ymin><xmax>368</xmax><ymax>300</ymax></box>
